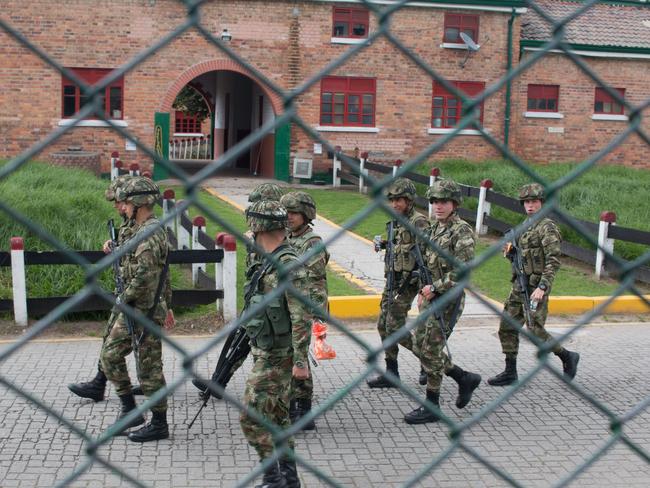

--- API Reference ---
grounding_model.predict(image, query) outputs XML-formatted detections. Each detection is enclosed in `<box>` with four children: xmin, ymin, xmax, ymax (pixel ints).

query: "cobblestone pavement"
<box><xmin>1</xmin><ymin>320</ymin><xmax>649</xmax><ymax>487</ymax></box>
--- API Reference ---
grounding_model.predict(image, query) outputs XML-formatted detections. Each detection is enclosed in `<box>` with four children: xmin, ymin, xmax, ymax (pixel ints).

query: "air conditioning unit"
<box><xmin>293</xmin><ymin>158</ymin><xmax>313</xmax><ymax>179</ymax></box>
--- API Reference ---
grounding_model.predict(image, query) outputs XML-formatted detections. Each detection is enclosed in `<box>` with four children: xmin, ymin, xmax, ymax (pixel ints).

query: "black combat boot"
<box><xmin>280</xmin><ymin>458</ymin><xmax>300</xmax><ymax>488</ymax></box>
<box><xmin>487</xmin><ymin>356</ymin><xmax>518</xmax><ymax>386</ymax></box>
<box><xmin>290</xmin><ymin>399</ymin><xmax>315</xmax><ymax>431</ymax></box>
<box><xmin>254</xmin><ymin>461</ymin><xmax>287</xmax><ymax>488</ymax></box>
<box><xmin>132</xmin><ymin>385</ymin><xmax>144</xmax><ymax>396</ymax></box>
<box><xmin>557</xmin><ymin>349</ymin><xmax>580</xmax><ymax>380</ymax></box>
<box><xmin>128</xmin><ymin>410</ymin><xmax>169</xmax><ymax>442</ymax></box>
<box><xmin>404</xmin><ymin>390</ymin><xmax>440</xmax><ymax>425</ymax></box>
<box><xmin>367</xmin><ymin>359</ymin><xmax>399</xmax><ymax>388</ymax></box>
<box><xmin>445</xmin><ymin>365</ymin><xmax>481</xmax><ymax>409</ymax></box>
<box><xmin>68</xmin><ymin>370</ymin><xmax>107</xmax><ymax>402</ymax></box>
<box><xmin>419</xmin><ymin>368</ymin><xmax>427</xmax><ymax>386</ymax></box>
<box><xmin>114</xmin><ymin>393</ymin><xmax>145</xmax><ymax>431</ymax></box>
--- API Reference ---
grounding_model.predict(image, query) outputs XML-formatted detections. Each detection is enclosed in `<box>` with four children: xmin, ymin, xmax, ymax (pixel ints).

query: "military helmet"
<box><xmin>248</xmin><ymin>183</ymin><xmax>283</xmax><ymax>203</ymax></box>
<box><xmin>118</xmin><ymin>176</ymin><xmax>160</xmax><ymax>207</ymax></box>
<box><xmin>385</xmin><ymin>177</ymin><xmax>417</xmax><ymax>201</ymax></box>
<box><xmin>518</xmin><ymin>183</ymin><xmax>545</xmax><ymax>202</ymax></box>
<box><xmin>246</xmin><ymin>200</ymin><xmax>288</xmax><ymax>232</ymax></box>
<box><xmin>105</xmin><ymin>175</ymin><xmax>132</xmax><ymax>202</ymax></box>
<box><xmin>426</xmin><ymin>178</ymin><xmax>462</xmax><ymax>205</ymax></box>
<box><xmin>280</xmin><ymin>191</ymin><xmax>317</xmax><ymax>221</ymax></box>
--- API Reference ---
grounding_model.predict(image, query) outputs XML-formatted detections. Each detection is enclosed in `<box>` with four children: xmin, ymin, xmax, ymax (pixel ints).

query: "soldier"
<box><xmin>100</xmin><ymin>176</ymin><xmax>172</xmax><ymax>442</ymax></box>
<box><xmin>240</xmin><ymin>199</ymin><xmax>310</xmax><ymax>488</ymax></box>
<box><xmin>191</xmin><ymin>182</ymin><xmax>283</xmax><ymax>396</ymax></box>
<box><xmin>281</xmin><ymin>191</ymin><xmax>329</xmax><ymax>431</ymax></box>
<box><xmin>405</xmin><ymin>179</ymin><xmax>481</xmax><ymax>424</ymax></box>
<box><xmin>367</xmin><ymin>177</ymin><xmax>429</xmax><ymax>388</ymax></box>
<box><xmin>68</xmin><ymin>175</ymin><xmax>145</xmax><ymax>401</ymax></box>
<box><xmin>487</xmin><ymin>183</ymin><xmax>579</xmax><ymax>387</ymax></box>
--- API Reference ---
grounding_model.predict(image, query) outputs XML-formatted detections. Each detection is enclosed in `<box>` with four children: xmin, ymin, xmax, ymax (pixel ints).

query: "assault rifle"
<box><xmin>108</xmin><ymin>219</ymin><xmax>140</xmax><ymax>377</ymax></box>
<box><xmin>385</xmin><ymin>221</ymin><xmax>396</xmax><ymax>307</ymax></box>
<box><xmin>504</xmin><ymin>229</ymin><xmax>534</xmax><ymax>327</ymax></box>
<box><xmin>187</xmin><ymin>249</ymin><xmax>279</xmax><ymax>429</ymax></box>
<box><xmin>410</xmin><ymin>243</ymin><xmax>454</xmax><ymax>361</ymax></box>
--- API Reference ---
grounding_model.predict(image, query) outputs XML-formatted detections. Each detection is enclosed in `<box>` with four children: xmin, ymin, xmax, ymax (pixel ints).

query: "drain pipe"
<box><xmin>504</xmin><ymin>7</ymin><xmax>515</xmax><ymax>148</ymax></box>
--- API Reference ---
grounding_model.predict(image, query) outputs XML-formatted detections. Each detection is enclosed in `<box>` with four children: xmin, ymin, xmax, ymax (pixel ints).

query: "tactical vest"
<box><xmin>518</xmin><ymin>218</ymin><xmax>554</xmax><ymax>286</ymax></box>
<box><xmin>426</xmin><ymin>214</ymin><xmax>473</xmax><ymax>282</ymax></box>
<box><xmin>289</xmin><ymin>226</ymin><xmax>330</xmax><ymax>280</ymax></box>
<box><xmin>387</xmin><ymin>209</ymin><xmax>429</xmax><ymax>274</ymax></box>
<box><xmin>244</xmin><ymin>245</ymin><xmax>296</xmax><ymax>351</ymax></box>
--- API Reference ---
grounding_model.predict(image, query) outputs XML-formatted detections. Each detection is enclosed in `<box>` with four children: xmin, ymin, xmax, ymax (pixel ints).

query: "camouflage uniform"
<box><xmin>239</xmin><ymin>200</ymin><xmax>308</xmax><ymax>487</ymax></box>
<box><xmin>282</xmin><ymin>191</ymin><xmax>329</xmax><ymax>430</ymax></box>
<box><xmin>99</xmin><ymin>176</ymin><xmax>171</xmax><ymax>442</ymax></box>
<box><xmin>405</xmin><ymin>179</ymin><xmax>481</xmax><ymax>424</ymax></box>
<box><xmin>488</xmin><ymin>183</ymin><xmax>580</xmax><ymax>387</ymax></box>
<box><xmin>369</xmin><ymin>178</ymin><xmax>428</xmax><ymax>387</ymax></box>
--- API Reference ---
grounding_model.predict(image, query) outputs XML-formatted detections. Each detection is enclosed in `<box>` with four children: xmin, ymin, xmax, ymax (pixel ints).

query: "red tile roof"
<box><xmin>521</xmin><ymin>0</ymin><xmax>650</xmax><ymax>49</ymax></box>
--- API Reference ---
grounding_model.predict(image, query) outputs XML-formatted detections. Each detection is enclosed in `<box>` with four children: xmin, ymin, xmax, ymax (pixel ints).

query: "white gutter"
<box><xmin>523</xmin><ymin>46</ymin><xmax>650</xmax><ymax>60</ymax></box>
<box><xmin>310</xmin><ymin>0</ymin><xmax>527</xmax><ymax>14</ymax></box>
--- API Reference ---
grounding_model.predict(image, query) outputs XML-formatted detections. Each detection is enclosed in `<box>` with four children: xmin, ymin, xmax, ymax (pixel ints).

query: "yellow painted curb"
<box><xmin>329</xmin><ymin>295</ymin><xmax>382</xmax><ymax>319</ymax></box>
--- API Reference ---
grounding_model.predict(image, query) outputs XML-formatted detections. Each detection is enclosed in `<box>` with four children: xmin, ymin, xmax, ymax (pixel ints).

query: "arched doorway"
<box><xmin>159</xmin><ymin>60</ymin><xmax>283</xmax><ymax>179</ymax></box>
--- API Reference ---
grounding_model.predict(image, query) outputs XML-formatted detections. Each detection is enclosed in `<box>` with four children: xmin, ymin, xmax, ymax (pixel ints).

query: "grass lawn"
<box><xmin>300</xmin><ymin>187</ymin><xmax>630</xmax><ymax>301</ymax></box>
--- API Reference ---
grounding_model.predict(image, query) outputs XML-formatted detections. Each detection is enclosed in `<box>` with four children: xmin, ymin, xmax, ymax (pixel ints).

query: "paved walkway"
<box><xmin>201</xmin><ymin>176</ymin><xmax>497</xmax><ymax>318</ymax></box>
<box><xmin>1</xmin><ymin>322</ymin><xmax>649</xmax><ymax>487</ymax></box>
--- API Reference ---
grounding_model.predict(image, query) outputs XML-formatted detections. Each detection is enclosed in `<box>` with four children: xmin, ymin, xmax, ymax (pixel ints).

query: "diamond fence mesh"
<box><xmin>1</xmin><ymin>0</ymin><xmax>650</xmax><ymax>486</ymax></box>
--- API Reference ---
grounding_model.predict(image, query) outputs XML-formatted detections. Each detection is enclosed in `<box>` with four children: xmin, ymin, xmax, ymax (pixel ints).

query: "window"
<box><xmin>174</xmin><ymin>112</ymin><xmax>201</xmax><ymax>133</ymax></box>
<box><xmin>432</xmin><ymin>81</ymin><xmax>485</xmax><ymax>128</ymax></box>
<box><xmin>320</xmin><ymin>77</ymin><xmax>376</xmax><ymax>127</ymax></box>
<box><xmin>443</xmin><ymin>13</ymin><xmax>479</xmax><ymax>43</ymax></box>
<box><xmin>527</xmin><ymin>84</ymin><xmax>559</xmax><ymax>112</ymax></box>
<box><xmin>62</xmin><ymin>68</ymin><xmax>124</xmax><ymax>119</ymax></box>
<box><xmin>594</xmin><ymin>87</ymin><xmax>625</xmax><ymax>114</ymax></box>
<box><xmin>332</xmin><ymin>7</ymin><xmax>369</xmax><ymax>38</ymax></box>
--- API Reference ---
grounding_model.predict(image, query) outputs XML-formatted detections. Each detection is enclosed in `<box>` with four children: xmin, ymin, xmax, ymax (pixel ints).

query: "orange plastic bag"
<box><xmin>312</xmin><ymin>320</ymin><xmax>336</xmax><ymax>360</ymax></box>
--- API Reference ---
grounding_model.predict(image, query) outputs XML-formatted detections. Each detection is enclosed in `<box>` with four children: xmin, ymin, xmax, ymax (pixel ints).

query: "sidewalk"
<box><xmin>201</xmin><ymin>176</ymin><xmax>498</xmax><ymax>319</ymax></box>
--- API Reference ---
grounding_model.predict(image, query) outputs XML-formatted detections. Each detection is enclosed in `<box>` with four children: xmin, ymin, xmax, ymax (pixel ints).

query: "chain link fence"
<box><xmin>1</xmin><ymin>0</ymin><xmax>650</xmax><ymax>486</ymax></box>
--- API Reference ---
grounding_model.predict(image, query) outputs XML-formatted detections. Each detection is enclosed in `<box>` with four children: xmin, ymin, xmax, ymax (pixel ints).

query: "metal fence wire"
<box><xmin>1</xmin><ymin>0</ymin><xmax>650</xmax><ymax>486</ymax></box>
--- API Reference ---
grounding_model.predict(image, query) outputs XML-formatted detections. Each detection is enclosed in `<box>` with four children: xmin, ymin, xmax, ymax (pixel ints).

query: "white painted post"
<box><xmin>332</xmin><ymin>147</ymin><xmax>342</xmax><ymax>188</ymax></box>
<box><xmin>162</xmin><ymin>189</ymin><xmax>176</xmax><ymax>237</ymax></box>
<box><xmin>392</xmin><ymin>159</ymin><xmax>402</xmax><ymax>177</ymax></box>
<box><xmin>115</xmin><ymin>159</ymin><xmax>123</xmax><ymax>176</ymax></box>
<box><xmin>214</xmin><ymin>232</ymin><xmax>227</xmax><ymax>314</ymax></box>
<box><xmin>10</xmin><ymin>237</ymin><xmax>28</xmax><ymax>326</ymax></box>
<box><xmin>428</xmin><ymin>167</ymin><xmax>440</xmax><ymax>219</ymax></box>
<box><xmin>596</xmin><ymin>211</ymin><xmax>617</xmax><ymax>279</ymax></box>
<box><xmin>222</xmin><ymin>234</ymin><xmax>237</xmax><ymax>321</ymax></box>
<box><xmin>191</xmin><ymin>216</ymin><xmax>206</xmax><ymax>286</ymax></box>
<box><xmin>183</xmin><ymin>139</ymin><xmax>189</xmax><ymax>159</ymax></box>
<box><xmin>178</xmin><ymin>205</ymin><xmax>191</xmax><ymax>251</ymax></box>
<box><xmin>129</xmin><ymin>163</ymin><xmax>140</xmax><ymax>176</ymax></box>
<box><xmin>359</xmin><ymin>151</ymin><xmax>369</xmax><ymax>194</ymax></box>
<box><xmin>110</xmin><ymin>151</ymin><xmax>119</xmax><ymax>180</ymax></box>
<box><xmin>475</xmin><ymin>179</ymin><xmax>493</xmax><ymax>236</ymax></box>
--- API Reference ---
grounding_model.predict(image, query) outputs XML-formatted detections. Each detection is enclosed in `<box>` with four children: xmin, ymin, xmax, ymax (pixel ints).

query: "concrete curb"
<box><xmin>201</xmin><ymin>186</ymin><xmax>650</xmax><ymax>319</ymax></box>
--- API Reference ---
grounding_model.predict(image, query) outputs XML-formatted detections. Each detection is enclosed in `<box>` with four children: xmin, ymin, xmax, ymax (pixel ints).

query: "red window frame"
<box><xmin>61</xmin><ymin>68</ymin><xmax>124</xmax><ymax>119</ymax></box>
<box><xmin>320</xmin><ymin>77</ymin><xmax>376</xmax><ymax>127</ymax></box>
<box><xmin>443</xmin><ymin>13</ymin><xmax>479</xmax><ymax>43</ymax></box>
<box><xmin>431</xmin><ymin>81</ymin><xmax>485</xmax><ymax>129</ymax></box>
<box><xmin>594</xmin><ymin>87</ymin><xmax>625</xmax><ymax>115</ymax></box>
<box><xmin>174</xmin><ymin>112</ymin><xmax>202</xmax><ymax>133</ymax></box>
<box><xmin>332</xmin><ymin>7</ymin><xmax>369</xmax><ymax>38</ymax></box>
<box><xmin>527</xmin><ymin>84</ymin><xmax>559</xmax><ymax>112</ymax></box>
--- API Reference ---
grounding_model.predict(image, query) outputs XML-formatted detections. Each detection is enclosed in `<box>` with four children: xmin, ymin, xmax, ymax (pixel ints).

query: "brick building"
<box><xmin>0</xmin><ymin>0</ymin><xmax>648</xmax><ymax>181</ymax></box>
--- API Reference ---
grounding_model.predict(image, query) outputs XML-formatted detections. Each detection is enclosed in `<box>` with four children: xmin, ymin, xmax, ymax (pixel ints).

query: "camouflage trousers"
<box><xmin>413</xmin><ymin>294</ymin><xmax>465</xmax><ymax>392</ymax></box>
<box><xmin>240</xmin><ymin>349</ymin><xmax>294</xmax><ymax>461</ymax></box>
<box><xmin>99</xmin><ymin>313</ymin><xmax>167</xmax><ymax>413</ymax></box>
<box><xmin>498</xmin><ymin>288</ymin><xmax>561</xmax><ymax>355</ymax></box>
<box><xmin>376</xmin><ymin>278</ymin><xmax>419</xmax><ymax>362</ymax></box>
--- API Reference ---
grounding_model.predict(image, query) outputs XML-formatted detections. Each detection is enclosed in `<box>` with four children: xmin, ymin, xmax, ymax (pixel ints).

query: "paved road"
<box><xmin>202</xmin><ymin>176</ymin><xmax>497</xmax><ymax>317</ymax></box>
<box><xmin>1</xmin><ymin>321</ymin><xmax>649</xmax><ymax>487</ymax></box>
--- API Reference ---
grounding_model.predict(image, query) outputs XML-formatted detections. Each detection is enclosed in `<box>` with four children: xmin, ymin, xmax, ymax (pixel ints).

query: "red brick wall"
<box><xmin>0</xmin><ymin>0</ymin><xmax>647</xmax><ymax>175</ymax></box>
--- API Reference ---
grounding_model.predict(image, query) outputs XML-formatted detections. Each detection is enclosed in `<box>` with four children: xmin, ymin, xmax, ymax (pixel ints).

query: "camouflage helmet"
<box><xmin>426</xmin><ymin>178</ymin><xmax>462</xmax><ymax>205</ymax></box>
<box><xmin>105</xmin><ymin>175</ymin><xmax>132</xmax><ymax>202</ymax></box>
<box><xmin>118</xmin><ymin>176</ymin><xmax>160</xmax><ymax>207</ymax></box>
<box><xmin>248</xmin><ymin>183</ymin><xmax>283</xmax><ymax>203</ymax></box>
<box><xmin>385</xmin><ymin>177</ymin><xmax>417</xmax><ymax>201</ymax></box>
<box><xmin>280</xmin><ymin>191</ymin><xmax>317</xmax><ymax>221</ymax></box>
<box><xmin>246</xmin><ymin>199</ymin><xmax>288</xmax><ymax>233</ymax></box>
<box><xmin>518</xmin><ymin>183</ymin><xmax>545</xmax><ymax>202</ymax></box>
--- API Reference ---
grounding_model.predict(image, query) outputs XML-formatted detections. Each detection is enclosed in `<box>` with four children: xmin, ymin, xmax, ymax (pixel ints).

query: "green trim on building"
<box><xmin>274</xmin><ymin>123</ymin><xmax>291</xmax><ymax>182</ymax></box>
<box><xmin>152</xmin><ymin>112</ymin><xmax>170</xmax><ymax>181</ymax></box>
